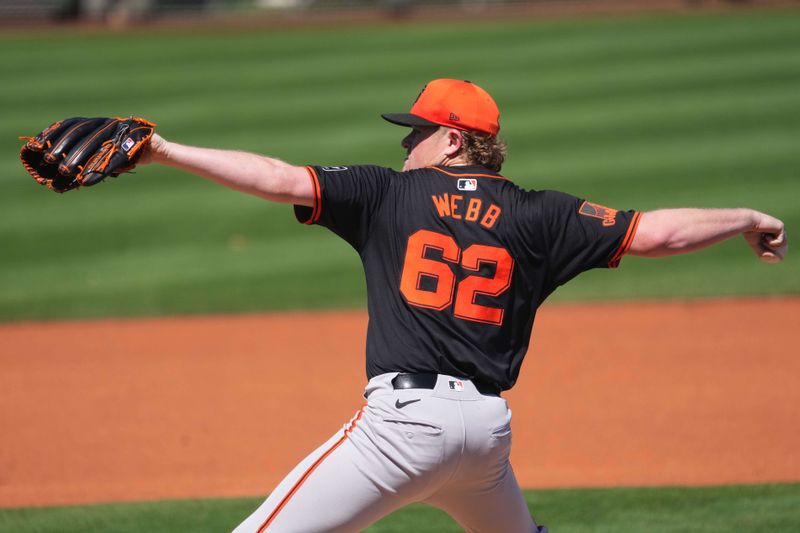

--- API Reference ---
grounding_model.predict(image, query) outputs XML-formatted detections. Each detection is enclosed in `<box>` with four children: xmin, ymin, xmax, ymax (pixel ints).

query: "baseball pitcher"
<box><xmin>20</xmin><ymin>79</ymin><xmax>787</xmax><ymax>532</ymax></box>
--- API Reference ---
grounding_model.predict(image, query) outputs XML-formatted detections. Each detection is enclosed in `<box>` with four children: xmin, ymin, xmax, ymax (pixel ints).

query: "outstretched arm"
<box><xmin>140</xmin><ymin>133</ymin><xmax>314</xmax><ymax>207</ymax></box>
<box><xmin>629</xmin><ymin>208</ymin><xmax>788</xmax><ymax>262</ymax></box>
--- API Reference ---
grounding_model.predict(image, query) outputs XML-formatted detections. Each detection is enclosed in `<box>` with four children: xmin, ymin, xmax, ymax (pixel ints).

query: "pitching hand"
<box><xmin>744</xmin><ymin>211</ymin><xmax>788</xmax><ymax>263</ymax></box>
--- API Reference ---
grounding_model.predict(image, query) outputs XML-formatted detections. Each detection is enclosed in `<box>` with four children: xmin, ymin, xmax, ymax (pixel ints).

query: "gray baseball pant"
<box><xmin>233</xmin><ymin>373</ymin><xmax>543</xmax><ymax>532</ymax></box>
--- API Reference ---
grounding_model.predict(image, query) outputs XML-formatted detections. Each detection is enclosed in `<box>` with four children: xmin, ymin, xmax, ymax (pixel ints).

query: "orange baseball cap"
<box><xmin>382</xmin><ymin>79</ymin><xmax>500</xmax><ymax>137</ymax></box>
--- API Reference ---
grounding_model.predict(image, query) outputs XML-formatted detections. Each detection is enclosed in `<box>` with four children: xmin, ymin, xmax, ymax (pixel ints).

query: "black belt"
<box><xmin>391</xmin><ymin>373</ymin><xmax>501</xmax><ymax>396</ymax></box>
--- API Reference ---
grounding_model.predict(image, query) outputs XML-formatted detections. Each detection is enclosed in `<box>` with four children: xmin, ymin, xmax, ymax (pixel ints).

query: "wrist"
<box><xmin>742</xmin><ymin>208</ymin><xmax>762</xmax><ymax>232</ymax></box>
<box><xmin>147</xmin><ymin>134</ymin><xmax>170</xmax><ymax>164</ymax></box>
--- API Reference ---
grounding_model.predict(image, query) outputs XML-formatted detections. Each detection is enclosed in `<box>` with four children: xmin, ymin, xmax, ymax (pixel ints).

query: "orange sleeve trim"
<box><xmin>302</xmin><ymin>165</ymin><xmax>322</xmax><ymax>225</ymax></box>
<box><xmin>427</xmin><ymin>166</ymin><xmax>509</xmax><ymax>181</ymax></box>
<box><xmin>609</xmin><ymin>211</ymin><xmax>641</xmax><ymax>268</ymax></box>
<box><xmin>256</xmin><ymin>406</ymin><xmax>365</xmax><ymax>533</ymax></box>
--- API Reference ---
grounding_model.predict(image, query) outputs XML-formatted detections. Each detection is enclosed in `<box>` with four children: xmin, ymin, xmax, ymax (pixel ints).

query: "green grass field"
<box><xmin>1</xmin><ymin>8</ymin><xmax>799</xmax><ymax>532</ymax></box>
<box><xmin>1</xmin><ymin>8</ymin><xmax>798</xmax><ymax>322</ymax></box>
<box><xmin>2</xmin><ymin>484</ymin><xmax>799</xmax><ymax>533</ymax></box>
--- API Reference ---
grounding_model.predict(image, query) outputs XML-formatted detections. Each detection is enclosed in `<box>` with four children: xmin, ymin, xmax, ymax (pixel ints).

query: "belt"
<box><xmin>391</xmin><ymin>373</ymin><xmax>501</xmax><ymax>396</ymax></box>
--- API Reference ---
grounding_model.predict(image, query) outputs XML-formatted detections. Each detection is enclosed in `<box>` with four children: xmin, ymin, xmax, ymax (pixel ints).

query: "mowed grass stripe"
<box><xmin>4</xmin><ymin>8</ymin><xmax>799</xmax><ymax>106</ymax></box>
<box><xmin>514</xmin><ymin>126</ymin><xmax>799</xmax><ymax>183</ymax></box>
<box><xmin>3</xmin><ymin>7</ymin><xmax>798</xmax><ymax>69</ymax></box>
<box><xmin>0</xmin><ymin>234</ymin><xmax>353</xmax><ymax>302</ymax></box>
<box><xmin>1</xmin><ymin>9</ymin><xmax>798</xmax><ymax>321</ymax></box>
<box><xmin>0</xmin><ymin>484</ymin><xmax>798</xmax><ymax>533</ymax></box>
<box><xmin>4</xmin><ymin>13</ymin><xmax>799</xmax><ymax>113</ymax></box>
<box><xmin>510</xmin><ymin>85</ymin><xmax>800</xmax><ymax>147</ymax></box>
<box><xmin>3</xmin><ymin>13</ymin><xmax>798</xmax><ymax>142</ymax></box>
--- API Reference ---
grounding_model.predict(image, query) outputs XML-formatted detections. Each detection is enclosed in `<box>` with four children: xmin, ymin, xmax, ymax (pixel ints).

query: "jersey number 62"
<box><xmin>399</xmin><ymin>229</ymin><xmax>515</xmax><ymax>326</ymax></box>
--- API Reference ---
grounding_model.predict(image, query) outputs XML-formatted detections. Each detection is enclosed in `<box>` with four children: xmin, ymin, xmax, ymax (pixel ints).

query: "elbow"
<box><xmin>630</xmin><ymin>232</ymin><xmax>672</xmax><ymax>257</ymax></box>
<box><xmin>255</xmin><ymin>161</ymin><xmax>299</xmax><ymax>198</ymax></box>
<box><xmin>256</xmin><ymin>162</ymin><xmax>314</xmax><ymax>205</ymax></box>
<box><xmin>628</xmin><ymin>215</ymin><xmax>684</xmax><ymax>257</ymax></box>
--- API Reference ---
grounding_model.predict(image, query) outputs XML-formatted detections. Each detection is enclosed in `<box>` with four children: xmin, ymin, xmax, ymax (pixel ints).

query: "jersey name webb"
<box><xmin>430</xmin><ymin>192</ymin><xmax>502</xmax><ymax>229</ymax></box>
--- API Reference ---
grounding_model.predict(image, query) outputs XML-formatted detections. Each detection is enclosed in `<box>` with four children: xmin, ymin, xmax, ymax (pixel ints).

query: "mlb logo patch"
<box><xmin>121</xmin><ymin>137</ymin><xmax>135</xmax><ymax>152</ymax></box>
<box><xmin>448</xmin><ymin>380</ymin><xmax>464</xmax><ymax>392</ymax></box>
<box><xmin>457</xmin><ymin>178</ymin><xmax>477</xmax><ymax>191</ymax></box>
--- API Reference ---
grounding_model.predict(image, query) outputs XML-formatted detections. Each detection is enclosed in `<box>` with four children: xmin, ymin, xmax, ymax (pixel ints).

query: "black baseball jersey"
<box><xmin>295</xmin><ymin>164</ymin><xmax>641</xmax><ymax>391</ymax></box>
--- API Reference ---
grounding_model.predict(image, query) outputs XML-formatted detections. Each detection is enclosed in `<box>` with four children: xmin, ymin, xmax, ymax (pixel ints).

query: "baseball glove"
<box><xmin>20</xmin><ymin>116</ymin><xmax>156</xmax><ymax>193</ymax></box>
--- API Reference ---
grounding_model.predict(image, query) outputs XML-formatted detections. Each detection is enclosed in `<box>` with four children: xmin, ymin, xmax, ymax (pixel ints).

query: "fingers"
<box><xmin>757</xmin><ymin>231</ymin><xmax>788</xmax><ymax>263</ymax></box>
<box><xmin>760</xmin><ymin>251</ymin><xmax>783</xmax><ymax>264</ymax></box>
<box><xmin>744</xmin><ymin>225</ymin><xmax>788</xmax><ymax>263</ymax></box>
<box><xmin>753</xmin><ymin>211</ymin><xmax>785</xmax><ymax>235</ymax></box>
<box><xmin>764</xmin><ymin>230</ymin><xmax>786</xmax><ymax>249</ymax></box>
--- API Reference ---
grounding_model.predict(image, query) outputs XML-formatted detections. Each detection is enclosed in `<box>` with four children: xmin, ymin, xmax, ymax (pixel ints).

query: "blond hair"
<box><xmin>461</xmin><ymin>131</ymin><xmax>507</xmax><ymax>172</ymax></box>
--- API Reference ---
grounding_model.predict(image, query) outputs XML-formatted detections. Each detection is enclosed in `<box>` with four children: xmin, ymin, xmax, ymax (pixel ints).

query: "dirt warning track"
<box><xmin>1</xmin><ymin>297</ymin><xmax>798</xmax><ymax>508</ymax></box>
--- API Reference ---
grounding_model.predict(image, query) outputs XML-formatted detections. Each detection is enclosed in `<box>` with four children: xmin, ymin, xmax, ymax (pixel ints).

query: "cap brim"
<box><xmin>381</xmin><ymin>113</ymin><xmax>440</xmax><ymax>128</ymax></box>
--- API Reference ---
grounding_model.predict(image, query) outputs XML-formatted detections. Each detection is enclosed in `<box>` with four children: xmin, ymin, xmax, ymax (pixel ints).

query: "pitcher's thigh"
<box><xmin>426</xmin><ymin>466</ymin><xmax>538</xmax><ymax>533</ymax></box>
<box><xmin>232</xmin><ymin>431</ymin><xmax>406</xmax><ymax>533</ymax></box>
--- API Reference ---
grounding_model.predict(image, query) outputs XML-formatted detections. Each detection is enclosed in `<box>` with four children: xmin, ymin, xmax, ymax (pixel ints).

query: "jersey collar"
<box><xmin>428</xmin><ymin>165</ymin><xmax>508</xmax><ymax>181</ymax></box>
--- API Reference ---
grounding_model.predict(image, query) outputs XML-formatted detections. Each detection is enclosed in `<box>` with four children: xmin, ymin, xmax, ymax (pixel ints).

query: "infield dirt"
<box><xmin>1</xmin><ymin>297</ymin><xmax>798</xmax><ymax>507</ymax></box>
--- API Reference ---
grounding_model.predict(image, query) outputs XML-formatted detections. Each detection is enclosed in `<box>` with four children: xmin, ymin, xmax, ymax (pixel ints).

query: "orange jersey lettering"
<box><xmin>431</xmin><ymin>194</ymin><xmax>451</xmax><ymax>217</ymax></box>
<box><xmin>579</xmin><ymin>201</ymin><xmax>618</xmax><ymax>227</ymax></box>
<box><xmin>480</xmin><ymin>204</ymin><xmax>502</xmax><ymax>229</ymax></box>
<box><xmin>433</xmin><ymin>195</ymin><xmax>501</xmax><ymax>228</ymax></box>
<box><xmin>450</xmin><ymin>194</ymin><xmax>463</xmax><ymax>219</ymax></box>
<box><xmin>465</xmin><ymin>198</ymin><xmax>482</xmax><ymax>222</ymax></box>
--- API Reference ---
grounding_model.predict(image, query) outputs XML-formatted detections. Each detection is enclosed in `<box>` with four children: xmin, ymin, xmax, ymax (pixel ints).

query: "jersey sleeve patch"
<box><xmin>578</xmin><ymin>201</ymin><xmax>618</xmax><ymax>227</ymax></box>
